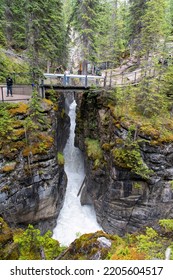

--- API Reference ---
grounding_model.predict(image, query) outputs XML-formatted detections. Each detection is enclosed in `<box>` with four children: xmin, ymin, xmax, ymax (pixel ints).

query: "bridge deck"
<box><xmin>43</xmin><ymin>84</ymin><xmax>91</xmax><ymax>91</ymax></box>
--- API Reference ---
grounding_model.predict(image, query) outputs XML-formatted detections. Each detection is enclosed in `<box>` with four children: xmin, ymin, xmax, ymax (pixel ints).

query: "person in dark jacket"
<box><xmin>6</xmin><ymin>76</ymin><xmax>13</xmax><ymax>97</ymax></box>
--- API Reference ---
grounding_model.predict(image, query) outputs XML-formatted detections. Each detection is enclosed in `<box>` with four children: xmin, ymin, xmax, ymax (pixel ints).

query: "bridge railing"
<box><xmin>43</xmin><ymin>73</ymin><xmax>106</xmax><ymax>88</ymax></box>
<box><xmin>43</xmin><ymin>68</ymin><xmax>157</xmax><ymax>88</ymax></box>
<box><xmin>0</xmin><ymin>85</ymin><xmax>32</xmax><ymax>102</ymax></box>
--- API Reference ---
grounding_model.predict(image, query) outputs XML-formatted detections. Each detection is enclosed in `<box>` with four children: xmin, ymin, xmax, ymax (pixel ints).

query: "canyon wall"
<box><xmin>0</xmin><ymin>92</ymin><xmax>70</xmax><ymax>233</ymax></box>
<box><xmin>75</xmin><ymin>90</ymin><xmax>173</xmax><ymax>236</ymax></box>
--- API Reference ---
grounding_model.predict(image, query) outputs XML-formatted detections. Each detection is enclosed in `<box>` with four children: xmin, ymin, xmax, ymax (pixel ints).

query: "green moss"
<box><xmin>159</xmin><ymin>219</ymin><xmax>173</xmax><ymax>233</ymax></box>
<box><xmin>112</xmin><ymin>141</ymin><xmax>153</xmax><ymax>179</ymax></box>
<box><xmin>1</xmin><ymin>162</ymin><xmax>17</xmax><ymax>173</ymax></box>
<box><xmin>61</xmin><ymin>231</ymin><xmax>113</xmax><ymax>260</ymax></box>
<box><xmin>85</xmin><ymin>138</ymin><xmax>103</xmax><ymax>161</ymax></box>
<box><xmin>9</xmin><ymin>103</ymin><xmax>28</xmax><ymax>116</ymax></box>
<box><xmin>0</xmin><ymin>185</ymin><xmax>10</xmax><ymax>194</ymax></box>
<box><xmin>22</xmin><ymin>133</ymin><xmax>53</xmax><ymax>157</ymax></box>
<box><xmin>102</xmin><ymin>143</ymin><xmax>111</xmax><ymax>151</ymax></box>
<box><xmin>133</xmin><ymin>182</ymin><xmax>142</xmax><ymax>190</ymax></box>
<box><xmin>57</xmin><ymin>152</ymin><xmax>65</xmax><ymax>165</ymax></box>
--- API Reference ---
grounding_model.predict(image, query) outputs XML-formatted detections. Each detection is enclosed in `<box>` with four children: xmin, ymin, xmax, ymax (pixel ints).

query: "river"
<box><xmin>52</xmin><ymin>99</ymin><xmax>101</xmax><ymax>246</ymax></box>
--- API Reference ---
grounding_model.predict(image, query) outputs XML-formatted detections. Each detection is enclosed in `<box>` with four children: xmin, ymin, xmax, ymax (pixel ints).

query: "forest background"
<box><xmin>1</xmin><ymin>0</ymin><xmax>173</xmax><ymax>81</ymax></box>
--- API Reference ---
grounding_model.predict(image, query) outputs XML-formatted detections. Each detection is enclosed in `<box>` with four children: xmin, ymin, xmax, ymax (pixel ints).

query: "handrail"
<box><xmin>44</xmin><ymin>73</ymin><xmax>105</xmax><ymax>79</ymax></box>
<box><xmin>43</xmin><ymin>73</ymin><xmax>106</xmax><ymax>88</ymax></box>
<box><xmin>0</xmin><ymin>85</ymin><xmax>32</xmax><ymax>102</ymax></box>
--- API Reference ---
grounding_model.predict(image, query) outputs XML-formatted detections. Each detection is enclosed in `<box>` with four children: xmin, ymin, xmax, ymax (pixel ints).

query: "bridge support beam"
<box><xmin>39</xmin><ymin>79</ymin><xmax>45</xmax><ymax>98</ymax></box>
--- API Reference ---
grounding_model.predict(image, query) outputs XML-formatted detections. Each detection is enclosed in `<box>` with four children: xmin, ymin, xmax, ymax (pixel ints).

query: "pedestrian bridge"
<box><xmin>0</xmin><ymin>67</ymin><xmax>157</xmax><ymax>102</ymax></box>
<box><xmin>42</xmin><ymin>73</ymin><xmax>106</xmax><ymax>89</ymax></box>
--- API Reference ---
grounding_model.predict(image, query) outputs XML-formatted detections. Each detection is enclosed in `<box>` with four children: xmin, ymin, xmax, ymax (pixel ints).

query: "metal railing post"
<box><xmin>121</xmin><ymin>73</ymin><xmax>124</xmax><ymax>85</ymax></box>
<box><xmin>41</xmin><ymin>79</ymin><xmax>44</xmax><ymax>98</ymax></box>
<box><xmin>63</xmin><ymin>74</ymin><xmax>66</xmax><ymax>86</ymax></box>
<box><xmin>109</xmin><ymin>70</ymin><xmax>112</xmax><ymax>87</ymax></box>
<box><xmin>85</xmin><ymin>75</ymin><xmax>88</xmax><ymax>88</ymax></box>
<box><xmin>1</xmin><ymin>87</ymin><xmax>4</xmax><ymax>102</ymax></box>
<box><xmin>134</xmin><ymin>72</ymin><xmax>137</xmax><ymax>84</ymax></box>
<box><xmin>104</xmin><ymin>72</ymin><xmax>107</xmax><ymax>87</ymax></box>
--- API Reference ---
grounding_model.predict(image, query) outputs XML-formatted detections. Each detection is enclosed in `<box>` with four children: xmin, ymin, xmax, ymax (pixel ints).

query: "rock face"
<box><xmin>75</xmin><ymin>90</ymin><xmax>173</xmax><ymax>236</ymax></box>
<box><xmin>0</xmin><ymin>93</ymin><xmax>70</xmax><ymax>233</ymax></box>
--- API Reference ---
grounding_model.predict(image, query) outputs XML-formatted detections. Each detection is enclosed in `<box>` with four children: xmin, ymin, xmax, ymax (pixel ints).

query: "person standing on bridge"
<box><xmin>64</xmin><ymin>69</ymin><xmax>70</xmax><ymax>85</ymax></box>
<box><xmin>6</xmin><ymin>75</ymin><xmax>13</xmax><ymax>97</ymax></box>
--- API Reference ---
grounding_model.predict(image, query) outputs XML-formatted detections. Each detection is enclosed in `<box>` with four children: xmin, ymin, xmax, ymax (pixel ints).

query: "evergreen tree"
<box><xmin>96</xmin><ymin>1</ymin><xmax>113</xmax><ymax>63</ymax></box>
<box><xmin>111</xmin><ymin>0</ymin><xmax>129</xmax><ymax>63</ymax></box>
<box><xmin>72</xmin><ymin>0</ymin><xmax>102</xmax><ymax>70</ymax></box>
<box><xmin>0</xmin><ymin>0</ymin><xmax>66</xmax><ymax>77</ymax></box>
<box><xmin>140</xmin><ymin>0</ymin><xmax>168</xmax><ymax>59</ymax></box>
<box><xmin>128</xmin><ymin>0</ymin><xmax>148</xmax><ymax>61</ymax></box>
<box><xmin>25</xmin><ymin>0</ymin><xmax>65</xmax><ymax>76</ymax></box>
<box><xmin>0</xmin><ymin>0</ymin><xmax>6</xmax><ymax>46</ymax></box>
<box><xmin>129</xmin><ymin>0</ymin><xmax>169</xmax><ymax>63</ymax></box>
<box><xmin>4</xmin><ymin>0</ymin><xmax>26</xmax><ymax>50</ymax></box>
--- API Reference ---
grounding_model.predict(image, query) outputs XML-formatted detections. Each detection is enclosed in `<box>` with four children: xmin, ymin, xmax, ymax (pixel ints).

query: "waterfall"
<box><xmin>53</xmin><ymin>99</ymin><xmax>102</xmax><ymax>246</ymax></box>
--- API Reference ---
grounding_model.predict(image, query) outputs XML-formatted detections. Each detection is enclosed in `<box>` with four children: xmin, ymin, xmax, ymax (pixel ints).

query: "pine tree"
<box><xmin>96</xmin><ymin>1</ymin><xmax>113</xmax><ymax>63</ymax></box>
<box><xmin>25</xmin><ymin>0</ymin><xmax>65</xmax><ymax>75</ymax></box>
<box><xmin>72</xmin><ymin>0</ymin><xmax>102</xmax><ymax>71</ymax></box>
<box><xmin>129</xmin><ymin>0</ymin><xmax>169</xmax><ymax>64</ymax></box>
<box><xmin>0</xmin><ymin>0</ymin><xmax>6</xmax><ymax>46</ymax></box>
<box><xmin>140</xmin><ymin>0</ymin><xmax>168</xmax><ymax>59</ymax></box>
<box><xmin>128</xmin><ymin>0</ymin><xmax>148</xmax><ymax>61</ymax></box>
<box><xmin>5</xmin><ymin>0</ymin><xmax>26</xmax><ymax>50</ymax></box>
<box><xmin>111</xmin><ymin>0</ymin><xmax>129</xmax><ymax>63</ymax></box>
<box><xmin>0</xmin><ymin>0</ymin><xmax>66</xmax><ymax>78</ymax></box>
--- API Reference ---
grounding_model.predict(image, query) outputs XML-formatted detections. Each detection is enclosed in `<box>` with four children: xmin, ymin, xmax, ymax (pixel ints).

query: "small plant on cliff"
<box><xmin>57</xmin><ymin>152</ymin><xmax>64</xmax><ymax>165</ymax></box>
<box><xmin>46</xmin><ymin>88</ymin><xmax>57</xmax><ymax>103</ymax></box>
<box><xmin>29</xmin><ymin>89</ymin><xmax>45</xmax><ymax>124</ymax></box>
<box><xmin>0</xmin><ymin>105</ymin><xmax>14</xmax><ymax>139</ymax></box>
<box><xmin>159</xmin><ymin>219</ymin><xmax>173</xmax><ymax>233</ymax></box>
<box><xmin>136</xmin><ymin>227</ymin><xmax>164</xmax><ymax>260</ymax></box>
<box><xmin>85</xmin><ymin>138</ymin><xmax>103</xmax><ymax>168</ymax></box>
<box><xmin>14</xmin><ymin>224</ymin><xmax>64</xmax><ymax>260</ymax></box>
<box><xmin>112</xmin><ymin>132</ymin><xmax>153</xmax><ymax>179</ymax></box>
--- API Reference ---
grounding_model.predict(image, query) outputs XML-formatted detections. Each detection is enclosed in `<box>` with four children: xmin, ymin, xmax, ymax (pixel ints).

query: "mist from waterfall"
<box><xmin>53</xmin><ymin>99</ymin><xmax>101</xmax><ymax>246</ymax></box>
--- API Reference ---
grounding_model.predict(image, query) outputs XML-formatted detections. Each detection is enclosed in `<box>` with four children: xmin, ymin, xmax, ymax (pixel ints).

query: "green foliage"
<box><xmin>46</xmin><ymin>89</ymin><xmax>57</xmax><ymax>103</ymax></box>
<box><xmin>14</xmin><ymin>224</ymin><xmax>63</xmax><ymax>260</ymax></box>
<box><xmin>85</xmin><ymin>138</ymin><xmax>103</xmax><ymax>168</ymax></box>
<box><xmin>129</xmin><ymin>0</ymin><xmax>169</xmax><ymax>62</ymax></box>
<box><xmin>159</xmin><ymin>219</ymin><xmax>173</xmax><ymax>232</ymax></box>
<box><xmin>0</xmin><ymin>104</ymin><xmax>14</xmax><ymax>138</ymax></box>
<box><xmin>140</xmin><ymin>0</ymin><xmax>168</xmax><ymax>56</ymax></box>
<box><xmin>0</xmin><ymin>218</ymin><xmax>173</xmax><ymax>260</ymax></box>
<box><xmin>133</xmin><ymin>182</ymin><xmax>142</xmax><ymax>189</ymax></box>
<box><xmin>170</xmin><ymin>181</ymin><xmax>173</xmax><ymax>190</ymax></box>
<box><xmin>57</xmin><ymin>152</ymin><xmax>65</xmax><ymax>165</ymax></box>
<box><xmin>72</xmin><ymin>0</ymin><xmax>102</xmax><ymax>62</ymax></box>
<box><xmin>0</xmin><ymin>1</ymin><xmax>66</xmax><ymax>74</ymax></box>
<box><xmin>0</xmin><ymin>49</ymin><xmax>29</xmax><ymax>83</ymax></box>
<box><xmin>161</xmin><ymin>64</ymin><xmax>173</xmax><ymax>95</ymax></box>
<box><xmin>136</xmin><ymin>227</ymin><xmax>164</xmax><ymax>259</ymax></box>
<box><xmin>111</xmin><ymin>77</ymin><xmax>173</xmax><ymax>145</ymax></box>
<box><xmin>29</xmin><ymin>90</ymin><xmax>43</xmax><ymax>120</ymax></box>
<box><xmin>112</xmin><ymin>134</ymin><xmax>153</xmax><ymax>179</ymax></box>
<box><xmin>135</xmin><ymin>78</ymin><xmax>169</xmax><ymax>117</ymax></box>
